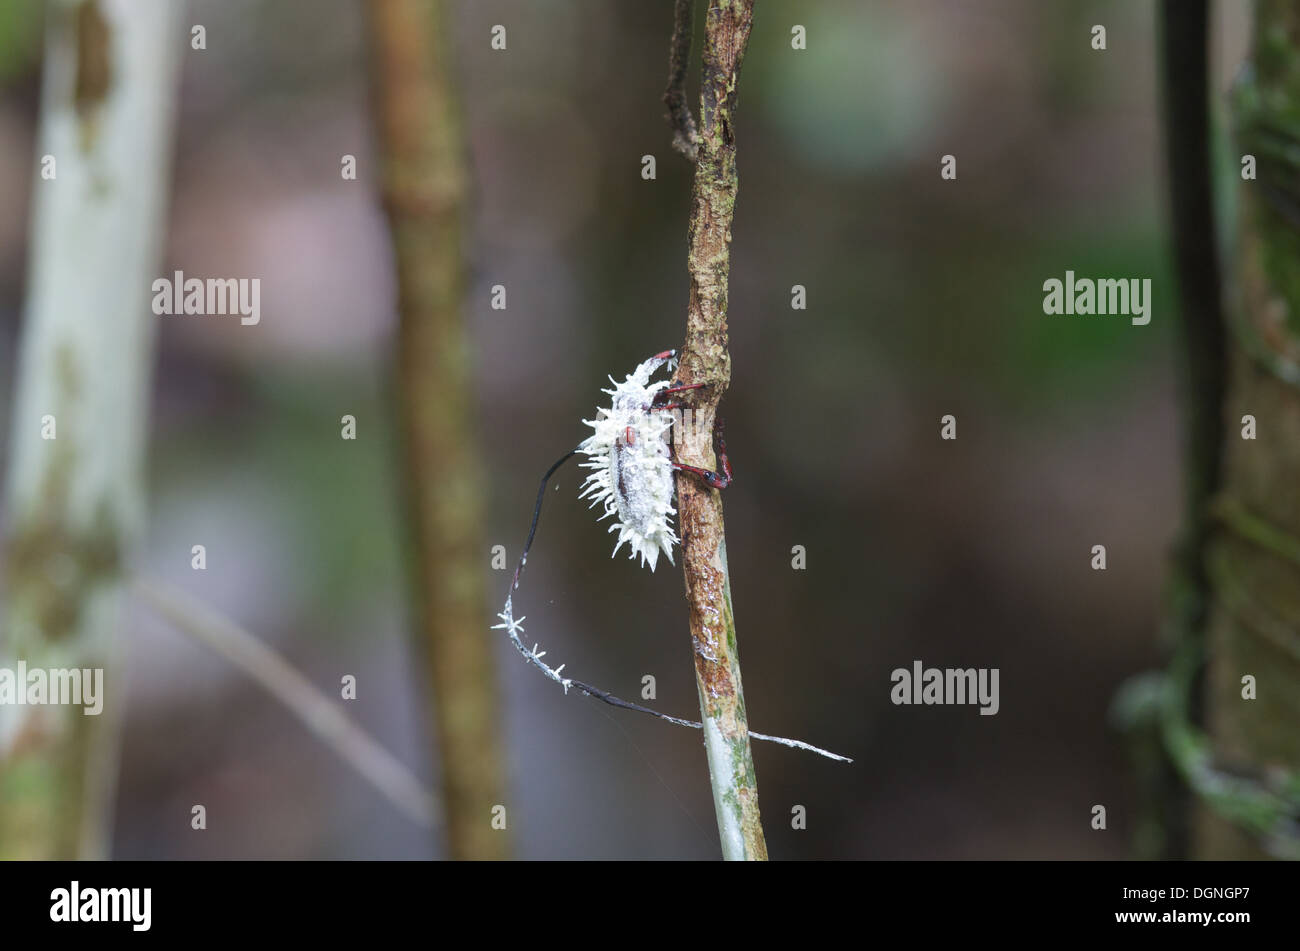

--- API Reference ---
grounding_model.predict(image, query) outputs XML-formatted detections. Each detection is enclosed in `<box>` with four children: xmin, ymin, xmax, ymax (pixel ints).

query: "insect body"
<box><xmin>576</xmin><ymin>349</ymin><xmax>732</xmax><ymax>572</ymax></box>
<box><xmin>578</xmin><ymin>350</ymin><xmax>679</xmax><ymax>571</ymax></box>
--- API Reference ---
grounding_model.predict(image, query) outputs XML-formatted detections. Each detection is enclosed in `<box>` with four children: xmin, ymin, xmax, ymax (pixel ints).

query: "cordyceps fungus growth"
<box><xmin>492</xmin><ymin>350</ymin><xmax>851</xmax><ymax>763</ymax></box>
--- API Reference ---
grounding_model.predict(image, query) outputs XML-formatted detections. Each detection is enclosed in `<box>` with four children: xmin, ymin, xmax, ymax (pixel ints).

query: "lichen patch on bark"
<box><xmin>73</xmin><ymin>1</ymin><xmax>112</xmax><ymax>152</ymax></box>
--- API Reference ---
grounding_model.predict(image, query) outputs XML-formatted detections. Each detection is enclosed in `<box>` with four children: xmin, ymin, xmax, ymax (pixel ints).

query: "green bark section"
<box><xmin>673</xmin><ymin>0</ymin><xmax>766</xmax><ymax>861</ymax></box>
<box><xmin>1</xmin><ymin>437</ymin><xmax>122</xmax><ymax>858</ymax></box>
<box><xmin>0</xmin><ymin>1</ymin><xmax>128</xmax><ymax>861</ymax></box>
<box><xmin>1194</xmin><ymin>0</ymin><xmax>1300</xmax><ymax>858</ymax></box>
<box><xmin>368</xmin><ymin>0</ymin><xmax>509</xmax><ymax>860</ymax></box>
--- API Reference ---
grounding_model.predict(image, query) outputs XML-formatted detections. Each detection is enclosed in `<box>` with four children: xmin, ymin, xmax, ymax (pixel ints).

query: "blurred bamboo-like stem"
<box><xmin>1183</xmin><ymin>0</ymin><xmax>1300</xmax><ymax>859</ymax></box>
<box><xmin>668</xmin><ymin>0</ymin><xmax>765</xmax><ymax>861</ymax></box>
<box><xmin>368</xmin><ymin>0</ymin><xmax>509</xmax><ymax>860</ymax></box>
<box><xmin>0</xmin><ymin>0</ymin><xmax>181</xmax><ymax>859</ymax></box>
<box><xmin>1151</xmin><ymin>0</ymin><xmax>1224</xmax><ymax>860</ymax></box>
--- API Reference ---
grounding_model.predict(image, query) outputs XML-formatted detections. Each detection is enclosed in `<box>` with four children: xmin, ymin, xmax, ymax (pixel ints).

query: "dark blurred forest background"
<box><xmin>0</xmin><ymin>0</ymin><xmax>1259</xmax><ymax>858</ymax></box>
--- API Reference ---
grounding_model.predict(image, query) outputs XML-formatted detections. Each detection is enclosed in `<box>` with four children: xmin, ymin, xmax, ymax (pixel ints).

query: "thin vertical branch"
<box><xmin>669</xmin><ymin>0</ymin><xmax>762</xmax><ymax>861</ymax></box>
<box><xmin>0</xmin><ymin>0</ymin><xmax>181</xmax><ymax>859</ymax></box>
<box><xmin>1151</xmin><ymin>0</ymin><xmax>1224</xmax><ymax>860</ymax></box>
<box><xmin>664</xmin><ymin>0</ymin><xmax>700</xmax><ymax>160</ymax></box>
<box><xmin>1161</xmin><ymin>0</ymin><xmax>1226</xmax><ymax>638</ymax></box>
<box><xmin>368</xmin><ymin>0</ymin><xmax>509</xmax><ymax>859</ymax></box>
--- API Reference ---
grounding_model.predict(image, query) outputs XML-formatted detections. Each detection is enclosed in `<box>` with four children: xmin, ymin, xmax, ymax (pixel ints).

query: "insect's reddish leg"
<box><xmin>672</xmin><ymin>461</ymin><xmax>732</xmax><ymax>489</ymax></box>
<box><xmin>660</xmin><ymin>382</ymin><xmax>708</xmax><ymax>396</ymax></box>
<box><xmin>672</xmin><ymin>417</ymin><xmax>732</xmax><ymax>489</ymax></box>
<box><xmin>651</xmin><ymin>381</ymin><xmax>708</xmax><ymax>408</ymax></box>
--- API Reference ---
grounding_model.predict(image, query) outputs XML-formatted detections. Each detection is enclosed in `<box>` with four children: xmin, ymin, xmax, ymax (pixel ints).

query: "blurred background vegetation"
<box><xmin>0</xmin><ymin>0</ymin><xmax>1258</xmax><ymax>858</ymax></box>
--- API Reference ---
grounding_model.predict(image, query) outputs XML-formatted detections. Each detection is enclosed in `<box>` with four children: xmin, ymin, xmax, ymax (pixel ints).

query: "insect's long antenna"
<box><xmin>510</xmin><ymin>447</ymin><xmax>580</xmax><ymax>596</ymax></box>
<box><xmin>493</xmin><ymin>445</ymin><xmax>853</xmax><ymax>764</ymax></box>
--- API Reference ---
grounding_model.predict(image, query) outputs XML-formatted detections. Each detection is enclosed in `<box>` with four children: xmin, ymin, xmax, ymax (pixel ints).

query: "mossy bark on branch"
<box><xmin>369</xmin><ymin>0</ymin><xmax>509</xmax><ymax>860</ymax></box>
<box><xmin>1</xmin><ymin>0</ymin><xmax>181</xmax><ymax>859</ymax></box>
<box><xmin>672</xmin><ymin>0</ymin><xmax>764</xmax><ymax>861</ymax></box>
<box><xmin>1195</xmin><ymin>0</ymin><xmax>1300</xmax><ymax>858</ymax></box>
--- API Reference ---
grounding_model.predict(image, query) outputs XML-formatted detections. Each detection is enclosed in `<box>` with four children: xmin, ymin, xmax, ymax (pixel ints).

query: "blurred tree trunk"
<box><xmin>368</xmin><ymin>0</ymin><xmax>509</xmax><ymax>860</ymax></box>
<box><xmin>1192</xmin><ymin>0</ymin><xmax>1300</xmax><ymax>858</ymax></box>
<box><xmin>0</xmin><ymin>0</ymin><xmax>181</xmax><ymax>859</ymax></box>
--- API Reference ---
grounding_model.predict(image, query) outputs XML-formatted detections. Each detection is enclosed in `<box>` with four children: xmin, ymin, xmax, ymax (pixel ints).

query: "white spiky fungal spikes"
<box><xmin>578</xmin><ymin>352</ymin><xmax>679</xmax><ymax>571</ymax></box>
